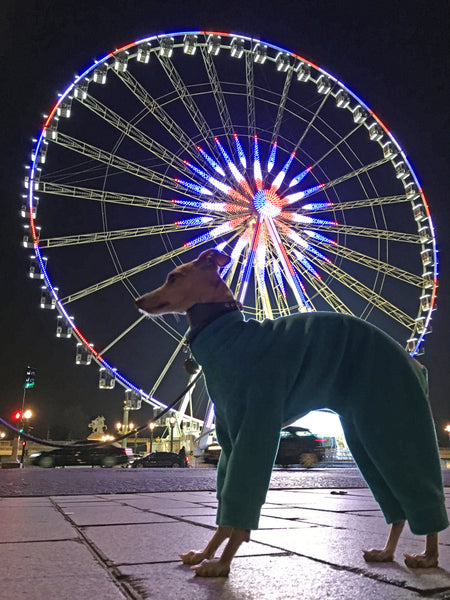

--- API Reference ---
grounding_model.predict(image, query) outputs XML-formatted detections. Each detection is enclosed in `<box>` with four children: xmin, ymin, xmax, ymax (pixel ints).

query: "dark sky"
<box><xmin>1</xmin><ymin>0</ymin><xmax>449</xmax><ymax>442</ymax></box>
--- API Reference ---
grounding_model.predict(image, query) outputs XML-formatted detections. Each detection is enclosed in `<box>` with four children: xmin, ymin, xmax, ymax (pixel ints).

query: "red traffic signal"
<box><xmin>13</xmin><ymin>410</ymin><xmax>22</xmax><ymax>421</ymax></box>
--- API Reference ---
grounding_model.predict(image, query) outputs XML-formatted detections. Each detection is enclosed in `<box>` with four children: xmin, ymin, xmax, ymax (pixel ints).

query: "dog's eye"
<box><xmin>167</xmin><ymin>274</ymin><xmax>178</xmax><ymax>284</ymax></box>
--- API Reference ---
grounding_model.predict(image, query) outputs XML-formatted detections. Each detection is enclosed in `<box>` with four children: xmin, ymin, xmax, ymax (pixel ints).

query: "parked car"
<box><xmin>200</xmin><ymin>427</ymin><xmax>324</xmax><ymax>469</ymax></box>
<box><xmin>130</xmin><ymin>451</ymin><xmax>189</xmax><ymax>468</ymax></box>
<box><xmin>30</xmin><ymin>441</ymin><xmax>132</xmax><ymax>468</ymax></box>
<box><xmin>203</xmin><ymin>443</ymin><xmax>222</xmax><ymax>464</ymax></box>
<box><xmin>275</xmin><ymin>426</ymin><xmax>325</xmax><ymax>468</ymax></box>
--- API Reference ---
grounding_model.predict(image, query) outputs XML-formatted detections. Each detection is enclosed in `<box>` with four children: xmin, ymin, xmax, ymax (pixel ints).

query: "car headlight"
<box><xmin>30</xmin><ymin>452</ymin><xmax>41</xmax><ymax>458</ymax></box>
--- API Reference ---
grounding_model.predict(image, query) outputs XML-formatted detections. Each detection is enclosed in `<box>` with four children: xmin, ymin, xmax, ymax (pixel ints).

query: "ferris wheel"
<box><xmin>23</xmin><ymin>31</ymin><xmax>438</xmax><ymax>430</ymax></box>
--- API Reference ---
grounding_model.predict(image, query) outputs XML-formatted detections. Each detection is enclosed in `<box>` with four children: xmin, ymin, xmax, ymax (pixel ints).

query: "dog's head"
<box><xmin>135</xmin><ymin>249</ymin><xmax>233</xmax><ymax>315</ymax></box>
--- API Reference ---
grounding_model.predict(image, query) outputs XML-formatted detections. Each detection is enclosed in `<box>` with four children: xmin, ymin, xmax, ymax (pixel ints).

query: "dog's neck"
<box><xmin>186</xmin><ymin>301</ymin><xmax>242</xmax><ymax>345</ymax></box>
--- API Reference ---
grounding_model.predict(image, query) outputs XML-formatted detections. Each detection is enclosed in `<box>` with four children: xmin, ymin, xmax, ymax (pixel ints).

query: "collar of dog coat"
<box><xmin>186</xmin><ymin>301</ymin><xmax>242</xmax><ymax>346</ymax></box>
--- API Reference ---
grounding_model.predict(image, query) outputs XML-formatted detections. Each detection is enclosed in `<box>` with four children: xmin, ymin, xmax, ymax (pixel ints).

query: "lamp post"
<box><xmin>169</xmin><ymin>416</ymin><xmax>176</xmax><ymax>452</ymax></box>
<box><xmin>149</xmin><ymin>422</ymin><xmax>155</xmax><ymax>452</ymax></box>
<box><xmin>20</xmin><ymin>410</ymin><xmax>33</xmax><ymax>465</ymax></box>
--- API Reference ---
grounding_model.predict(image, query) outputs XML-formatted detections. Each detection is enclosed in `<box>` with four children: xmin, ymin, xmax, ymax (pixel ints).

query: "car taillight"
<box><xmin>315</xmin><ymin>438</ymin><xmax>325</xmax><ymax>443</ymax></box>
<box><xmin>124</xmin><ymin>448</ymin><xmax>133</xmax><ymax>456</ymax></box>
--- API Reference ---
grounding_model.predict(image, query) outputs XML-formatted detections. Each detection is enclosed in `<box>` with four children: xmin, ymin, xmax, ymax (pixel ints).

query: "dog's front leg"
<box><xmin>363</xmin><ymin>521</ymin><xmax>405</xmax><ymax>562</ymax></box>
<box><xmin>191</xmin><ymin>528</ymin><xmax>251</xmax><ymax>577</ymax></box>
<box><xmin>179</xmin><ymin>526</ymin><xmax>232</xmax><ymax>566</ymax></box>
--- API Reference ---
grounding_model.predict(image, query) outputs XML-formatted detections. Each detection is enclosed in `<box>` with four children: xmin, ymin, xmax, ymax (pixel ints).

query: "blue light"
<box><xmin>233</xmin><ymin>134</ymin><xmax>247</xmax><ymax>168</ymax></box>
<box><xmin>271</xmin><ymin>152</ymin><xmax>295</xmax><ymax>190</ymax></box>
<box><xmin>302</xmin><ymin>202</ymin><xmax>334</xmax><ymax>210</ymax></box>
<box><xmin>304</xmin><ymin>230</ymin><xmax>336</xmax><ymax>244</ymax></box>
<box><xmin>289</xmin><ymin>166</ymin><xmax>311</xmax><ymax>187</ymax></box>
<box><xmin>267</xmin><ymin>142</ymin><xmax>277</xmax><ymax>173</ymax></box>
<box><xmin>293</xmin><ymin>249</ymin><xmax>321</xmax><ymax>278</ymax></box>
<box><xmin>272</xmin><ymin>260</ymin><xmax>286</xmax><ymax>297</ymax></box>
<box><xmin>175</xmin><ymin>179</ymin><xmax>213</xmax><ymax>195</ymax></box>
<box><xmin>197</xmin><ymin>146</ymin><xmax>226</xmax><ymax>176</ymax></box>
<box><xmin>175</xmin><ymin>216</ymin><xmax>214</xmax><ymax>226</ymax></box>
<box><xmin>184</xmin><ymin>161</ymin><xmax>210</xmax><ymax>181</ymax></box>
<box><xmin>215</xmin><ymin>138</ymin><xmax>233</xmax><ymax>166</ymax></box>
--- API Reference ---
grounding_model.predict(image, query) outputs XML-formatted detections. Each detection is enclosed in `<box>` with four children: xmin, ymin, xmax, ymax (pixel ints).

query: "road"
<box><xmin>1</xmin><ymin>466</ymin><xmax>449</xmax><ymax>497</ymax></box>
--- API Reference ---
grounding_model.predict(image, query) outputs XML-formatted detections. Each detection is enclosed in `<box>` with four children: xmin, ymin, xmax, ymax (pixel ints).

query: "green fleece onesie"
<box><xmin>190</xmin><ymin>310</ymin><xmax>448</xmax><ymax>535</ymax></box>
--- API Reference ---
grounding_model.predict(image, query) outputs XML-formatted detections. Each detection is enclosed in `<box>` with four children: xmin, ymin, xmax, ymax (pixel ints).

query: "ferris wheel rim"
<box><xmin>24</xmin><ymin>30</ymin><xmax>438</xmax><ymax>421</ymax></box>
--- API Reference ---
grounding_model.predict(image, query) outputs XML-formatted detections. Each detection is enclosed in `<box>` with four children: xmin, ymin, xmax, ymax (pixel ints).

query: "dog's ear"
<box><xmin>197</xmin><ymin>249</ymin><xmax>231</xmax><ymax>269</ymax></box>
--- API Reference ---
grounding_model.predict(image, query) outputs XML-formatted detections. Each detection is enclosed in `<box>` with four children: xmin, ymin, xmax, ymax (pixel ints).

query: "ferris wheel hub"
<box><xmin>252</xmin><ymin>189</ymin><xmax>284</xmax><ymax>218</ymax></box>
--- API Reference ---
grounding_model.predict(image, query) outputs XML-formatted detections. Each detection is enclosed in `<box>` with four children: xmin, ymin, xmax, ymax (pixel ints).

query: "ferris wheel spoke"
<box><xmin>147</xmin><ymin>317</ymin><xmax>185</xmax><ymax>344</ymax></box>
<box><xmin>320</xmin><ymin>157</ymin><xmax>391</xmax><ymax>194</ymax></box>
<box><xmin>37</xmin><ymin>181</ymin><xmax>246</xmax><ymax>218</ymax></box>
<box><xmin>296</xmin><ymin>248</ymin><xmax>416</xmax><ymax>329</ymax></box>
<box><xmin>302</xmin><ymin>193</ymin><xmax>410</xmax><ymax>213</ymax></box>
<box><xmin>147</xmin><ymin>336</ymin><xmax>187</xmax><ymax>399</ymax></box>
<box><xmin>114</xmin><ymin>69</ymin><xmax>202</xmax><ymax>161</ymax></box>
<box><xmin>75</xmin><ymin>92</ymin><xmax>191</xmax><ymax>175</ymax></box>
<box><xmin>292</xmin><ymin>88</ymin><xmax>330</xmax><ymax>154</ymax></box>
<box><xmin>39</xmin><ymin>220</ymin><xmax>216</xmax><ymax>248</ymax></box>
<box><xmin>245</xmin><ymin>52</ymin><xmax>256</xmax><ymax>140</ymax></box>
<box><xmin>200</xmin><ymin>46</ymin><xmax>235</xmax><ymax>143</ymax></box>
<box><xmin>285</xmin><ymin>218</ymin><xmax>421</xmax><ymax>244</ymax></box>
<box><xmin>265</xmin><ymin>218</ymin><xmax>310</xmax><ymax>311</ymax></box>
<box><xmin>292</xmin><ymin>261</ymin><xmax>353</xmax><ymax>314</ymax></box>
<box><xmin>60</xmin><ymin>238</ymin><xmax>216</xmax><ymax>305</ymax></box>
<box><xmin>45</xmin><ymin>131</ymin><xmax>186</xmax><ymax>195</ymax></box>
<box><xmin>271</xmin><ymin>67</ymin><xmax>293</xmax><ymax>146</ymax></box>
<box><xmin>99</xmin><ymin>314</ymin><xmax>147</xmax><ymax>355</ymax></box>
<box><xmin>308</xmin><ymin>239</ymin><xmax>423</xmax><ymax>287</ymax></box>
<box><xmin>156</xmin><ymin>54</ymin><xmax>218</xmax><ymax>156</ymax></box>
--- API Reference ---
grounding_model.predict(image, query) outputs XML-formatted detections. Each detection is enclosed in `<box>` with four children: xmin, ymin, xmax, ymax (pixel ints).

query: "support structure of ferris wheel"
<box><xmin>23</xmin><ymin>31</ymin><xmax>438</xmax><ymax>433</ymax></box>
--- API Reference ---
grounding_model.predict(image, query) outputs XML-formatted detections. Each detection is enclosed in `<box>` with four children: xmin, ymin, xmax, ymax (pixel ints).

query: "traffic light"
<box><xmin>24</xmin><ymin>366</ymin><xmax>36</xmax><ymax>389</ymax></box>
<box><xmin>13</xmin><ymin>410</ymin><xmax>22</xmax><ymax>421</ymax></box>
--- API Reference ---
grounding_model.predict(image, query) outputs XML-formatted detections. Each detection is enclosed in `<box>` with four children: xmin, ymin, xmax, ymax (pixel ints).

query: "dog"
<box><xmin>136</xmin><ymin>248</ymin><xmax>448</xmax><ymax>577</ymax></box>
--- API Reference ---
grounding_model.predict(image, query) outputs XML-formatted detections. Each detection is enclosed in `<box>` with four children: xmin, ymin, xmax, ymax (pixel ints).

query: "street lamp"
<box><xmin>445</xmin><ymin>424</ymin><xmax>450</xmax><ymax>447</ymax></box>
<box><xmin>149</xmin><ymin>422</ymin><xmax>155</xmax><ymax>452</ymax></box>
<box><xmin>169</xmin><ymin>416</ymin><xmax>176</xmax><ymax>452</ymax></box>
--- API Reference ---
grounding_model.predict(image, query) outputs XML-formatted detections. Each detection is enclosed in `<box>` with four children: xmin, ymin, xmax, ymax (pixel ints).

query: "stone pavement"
<box><xmin>0</xmin><ymin>488</ymin><xmax>449</xmax><ymax>600</ymax></box>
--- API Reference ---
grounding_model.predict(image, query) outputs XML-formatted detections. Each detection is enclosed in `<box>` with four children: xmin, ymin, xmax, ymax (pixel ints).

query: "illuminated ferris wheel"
<box><xmin>23</xmin><ymin>31</ymin><xmax>438</xmax><ymax>430</ymax></box>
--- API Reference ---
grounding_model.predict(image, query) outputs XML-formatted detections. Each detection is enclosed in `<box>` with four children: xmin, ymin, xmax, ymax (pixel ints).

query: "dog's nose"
<box><xmin>135</xmin><ymin>296</ymin><xmax>144</xmax><ymax>308</ymax></box>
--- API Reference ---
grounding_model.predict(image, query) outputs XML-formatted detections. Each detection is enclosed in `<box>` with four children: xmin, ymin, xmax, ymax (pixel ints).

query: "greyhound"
<box><xmin>136</xmin><ymin>249</ymin><xmax>448</xmax><ymax>577</ymax></box>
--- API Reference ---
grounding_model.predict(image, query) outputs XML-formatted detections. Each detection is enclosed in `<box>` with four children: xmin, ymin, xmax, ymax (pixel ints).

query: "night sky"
<box><xmin>1</xmin><ymin>0</ymin><xmax>449</xmax><ymax>443</ymax></box>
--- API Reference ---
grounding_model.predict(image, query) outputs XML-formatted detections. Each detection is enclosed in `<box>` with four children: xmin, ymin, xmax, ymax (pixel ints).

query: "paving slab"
<box><xmin>0</xmin><ymin>503</ymin><xmax>77</xmax><ymax>542</ymax></box>
<box><xmin>0</xmin><ymin>540</ymin><xmax>127</xmax><ymax>600</ymax></box>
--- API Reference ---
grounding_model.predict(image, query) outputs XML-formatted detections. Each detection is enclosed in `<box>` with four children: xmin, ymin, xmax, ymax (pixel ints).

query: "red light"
<box><xmin>13</xmin><ymin>411</ymin><xmax>22</xmax><ymax>420</ymax></box>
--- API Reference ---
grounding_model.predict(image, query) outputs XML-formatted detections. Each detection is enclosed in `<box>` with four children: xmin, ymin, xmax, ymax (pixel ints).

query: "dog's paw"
<box><xmin>404</xmin><ymin>552</ymin><xmax>438</xmax><ymax>569</ymax></box>
<box><xmin>191</xmin><ymin>559</ymin><xmax>230</xmax><ymax>577</ymax></box>
<box><xmin>179</xmin><ymin>551</ymin><xmax>206</xmax><ymax>566</ymax></box>
<box><xmin>363</xmin><ymin>548</ymin><xmax>394</xmax><ymax>563</ymax></box>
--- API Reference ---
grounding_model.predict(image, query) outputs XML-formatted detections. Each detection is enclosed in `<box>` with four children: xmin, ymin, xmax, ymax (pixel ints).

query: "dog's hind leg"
<box><xmin>179</xmin><ymin>526</ymin><xmax>232</xmax><ymax>566</ymax></box>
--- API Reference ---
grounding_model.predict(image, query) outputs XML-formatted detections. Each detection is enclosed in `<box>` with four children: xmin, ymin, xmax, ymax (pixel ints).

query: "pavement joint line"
<box><xmin>49</xmin><ymin>497</ymin><xmax>142</xmax><ymax>600</ymax></box>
